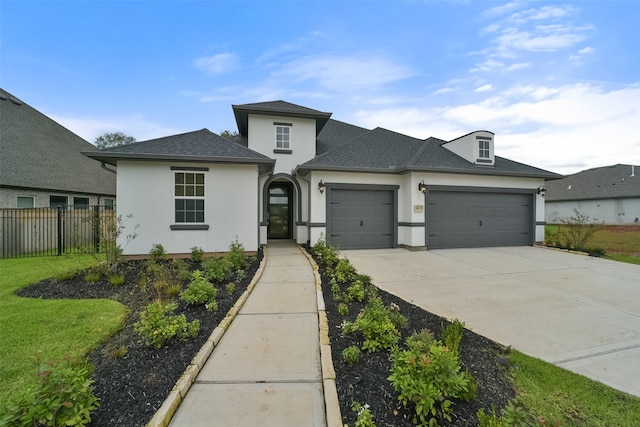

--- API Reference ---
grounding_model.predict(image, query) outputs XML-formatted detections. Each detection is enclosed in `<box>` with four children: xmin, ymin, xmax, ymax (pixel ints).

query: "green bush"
<box><xmin>347</xmin><ymin>281</ymin><xmax>366</xmax><ymax>302</ymax></box>
<box><xmin>225</xmin><ymin>282</ymin><xmax>235</xmax><ymax>295</ymax></box>
<box><xmin>84</xmin><ymin>269</ymin><xmax>101</xmax><ymax>283</ymax></box>
<box><xmin>345</xmin><ymin>296</ymin><xmax>400</xmax><ymax>353</ymax></box>
<box><xmin>351</xmin><ymin>401</ymin><xmax>376</xmax><ymax>427</ymax></box>
<box><xmin>477</xmin><ymin>401</ymin><xmax>532</xmax><ymax>427</ymax></box>
<box><xmin>190</xmin><ymin>246</ymin><xmax>204</xmax><ymax>263</ymax></box>
<box><xmin>441</xmin><ymin>318</ymin><xmax>465</xmax><ymax>358</ymax></box>
<box><xmin>134</xmin><ymin>301</ymin><xmax>200</xmax><ymax>349</ymax></box>
<box><xmin>335</xmin><ymin>258</ymin><xmax>356</xmax><ymax>284</ymax></box>
<box><xmin>338</xmin><ymin>302</ymin><xmax>349</xmax><ymax>316</ymax></box>
<box><xmin>311</xmin><ymin>236</ymin><xmax>339</xmax><ymax>268</ymax></box>
<box><xmin>342</xmin><ymin>345</ymin><xmax>362</xmax><ymax>365</ymax></box>
<box><xmin>203</xmin><ymin>257</ymin><xmax>233</xmax><ymax>283</ymax></box>
<box><xmin>180</xmin><ymin>270</ymin><xmax>218</xmax><ymax>311</ymax></box>
<box><xmin>149</xmin><ymin>243</ymin><xmax>168</xmax><ymax>262</ymax></box>
<box><xmin>227</xmin><ymin>241</ymin><xmax>248</xmax><ymax>271</ymax></box>
<box><xmin>388</xmin><ymin>330</ymin><xmax>473</xmax><ymax>426</ymax></box>
<box><xmin>387</xmin><ymin>302</ymin><xmax>408</xmax><ymax>331</ymax></box>
<box><xmin>107</xmin><ymin>274</ymin><xmax>125</xmax><ymax>286</ymax></box>
<box><xmin>0</xmin><ymin>354</ymin><xmax>99</xmax><ymax>427</ymax></box>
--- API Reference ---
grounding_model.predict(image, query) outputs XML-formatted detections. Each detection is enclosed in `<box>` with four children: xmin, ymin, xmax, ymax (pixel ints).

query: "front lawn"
<box><xmin>546</xmin><ymin>225</ymin><xmax>640</xmax><ymax>264</ymax></box>
<box><xmin>0</xmin><ymin>255</ymin><xmax>127</xmax><ymax>404</ymax></box>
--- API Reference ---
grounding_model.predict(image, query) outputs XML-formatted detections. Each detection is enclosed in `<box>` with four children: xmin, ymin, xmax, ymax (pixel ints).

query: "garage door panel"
<box><xmin>329</xmin><ymin>189</ymin><xmax>395</xmax><ymax>249</ymax></box>
<box><xmin>428</xmin><ymin>191</ymin><xmax>532</xmax><ymax>249</ymax></box>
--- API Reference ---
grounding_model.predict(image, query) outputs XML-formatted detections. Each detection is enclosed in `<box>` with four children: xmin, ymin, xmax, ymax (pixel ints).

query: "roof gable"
<box><xmin>0</xmin><ymin>88</ymin><xmax>116</xmax><ymax>196</ymax></box>
<box><xmin>232</xmin><ymin>100</ymin><xmax>332</xmax><ymax>136</ymax></box>
<box><xmin>84</xmin><ymin>128</ymin><xmax>275</xmax><ymax>174</ymax></box>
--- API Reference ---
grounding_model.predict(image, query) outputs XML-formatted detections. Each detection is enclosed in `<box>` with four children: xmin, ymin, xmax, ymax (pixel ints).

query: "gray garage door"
<box><xmin>328</xmin><ymin>189</ymin><xmax>395</xmax><ymax>249</ymax></box>
<box><xmin>427</xmin><ymin>191</ymin><xmax>532</xmax><ymax>249</ymax></box>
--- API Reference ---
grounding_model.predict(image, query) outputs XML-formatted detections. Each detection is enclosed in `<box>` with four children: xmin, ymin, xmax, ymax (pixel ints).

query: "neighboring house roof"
<box><xmin>0</xmin><ymin>88</ymin><xmax>116</xmax><ymax>196</ymax></box>
<box><xmin>84</xmin><ymin>128</ymin><xmax>275</xmax><ymax>175</ymax></box>
<box><xmin>545</xmin><ymin>164</ymin><xmax>640</xmax><ymax>201</ymax></box>
<box><xmin>297</xmin><ymin>127</ymin><xmax>561</xmax><ymax>179</ymax></box>
<box><xmin>232</xmin><ymin>100</ymin><xmax>332</xmax><ymax>136</ymax></box>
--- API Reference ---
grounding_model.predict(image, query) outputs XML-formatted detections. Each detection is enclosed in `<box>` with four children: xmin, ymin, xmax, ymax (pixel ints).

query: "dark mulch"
<box><xmin>16</xmin><ymin>252</ymin><xmax>262</xmax><ymax>427</ymax></box>
<box><xmin>317</xmin><ymin>265</ymin><xmax>517</xmax><ymax>427</ymax></box>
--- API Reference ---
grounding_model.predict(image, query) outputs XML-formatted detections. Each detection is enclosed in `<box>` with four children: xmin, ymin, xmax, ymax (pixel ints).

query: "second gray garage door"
<box><xmin>427</xmin><ymin>191</ymin><xmax>533</xmax><ymax>249</ymax></box>
<box><xmin>328</xmin><ymin>188</ymin><xmax>395</xmax><ymax>249</ymax></box>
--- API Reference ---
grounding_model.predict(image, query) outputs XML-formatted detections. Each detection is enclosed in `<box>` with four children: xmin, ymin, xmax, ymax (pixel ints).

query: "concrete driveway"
<box><xmin>343</xmin><ymin>246</ymin><xmax>640</xmax><ymax>397</ymax></box>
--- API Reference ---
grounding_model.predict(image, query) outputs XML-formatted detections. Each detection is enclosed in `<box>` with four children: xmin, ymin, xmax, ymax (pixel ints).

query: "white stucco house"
<box><xmin>84</xmin><ymin>101</ymin><xmax>560</xmax><ymax>255</ymax></box>
<box><xmin>545</xmin><ymin>164</ymin><xmax>640</xmax><ymax>225</ymax></box>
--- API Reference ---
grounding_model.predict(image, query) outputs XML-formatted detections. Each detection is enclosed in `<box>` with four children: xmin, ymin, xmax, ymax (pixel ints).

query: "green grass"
<box><xmin>0</xmin><ymin>254</ymin><xmax>128</xmax><ymax>404</ymax></box>
<box><xmin>510</xmin><ymin>350</ymin><xmax>640</xmax><ymax>426</ymax></box>
<box><xmin>546</xmin><ymin>225</ymin><xmax>640</xmax><ymax>264</ymax></box>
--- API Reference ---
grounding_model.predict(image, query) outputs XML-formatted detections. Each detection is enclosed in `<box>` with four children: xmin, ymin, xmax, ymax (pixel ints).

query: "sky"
<box><xmin>1</xmin><ymin>0</ymin><xmax>639</xmax><ymax>175</ymax></box>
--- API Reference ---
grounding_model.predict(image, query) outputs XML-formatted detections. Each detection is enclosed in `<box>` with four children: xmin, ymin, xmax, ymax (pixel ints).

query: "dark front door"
<box><xmin>268</xmin><ymin>182</ymin><xmax>293</xmax><ymax>239</ymax></box>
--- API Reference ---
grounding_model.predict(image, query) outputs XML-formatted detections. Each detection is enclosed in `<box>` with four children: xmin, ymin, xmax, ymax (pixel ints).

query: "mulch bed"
<box><xmin>16</xmin><ymin>252</ymin><xmax>262</xmax><ymax>427</ymax></box>
<box><xmin>316</xmin><ymin>261</ymin><xmax>517</xmax><ymax>426</ymax></box>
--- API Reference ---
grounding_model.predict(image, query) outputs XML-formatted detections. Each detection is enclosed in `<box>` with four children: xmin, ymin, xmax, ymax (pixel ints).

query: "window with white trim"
<box><xmin>479</xmin><ymin>140</ymin><xmax>490</xmax><ymax>159</ymax></box>
<box><xmin>275</xmin><ymin>125</ymin><xmax>290</xmax><ymax>149</ymax></box>
<box><xmin>174</xmin><ymin>172</ymin><xmax>205</xmax><ymax>223</ymax></box>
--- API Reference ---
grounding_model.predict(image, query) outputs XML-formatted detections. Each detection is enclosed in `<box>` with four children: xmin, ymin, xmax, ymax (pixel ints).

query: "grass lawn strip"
<box><xmin>0</xmin><ymin>255</ymin><xmax>127</xmax><ymax>404</ymax></box>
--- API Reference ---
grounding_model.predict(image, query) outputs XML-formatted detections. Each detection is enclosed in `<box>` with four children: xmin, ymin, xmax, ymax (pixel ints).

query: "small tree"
<box><xmin>220</xmin><ymin>130</ymin><xmax>239</xmax><ymax>138</ymax></box>
<box><xmin>557</xmin><ymin>209</ymin><xmax>605</xmax><ymax>250</ymax></box>
<box><xmin>95</xmin><ymin>132</ymin><xmax>136</xmax><ymax>149</ymax></box>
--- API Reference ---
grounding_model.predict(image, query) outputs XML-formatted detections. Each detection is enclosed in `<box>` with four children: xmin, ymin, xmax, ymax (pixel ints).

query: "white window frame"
<box><xmin>479</xmin><ymin>140</ymin><xmax>490</xmax><ymax>159</ymax></box>
<box><xmin>17</xmin><ymin>196</ymin><xmax>35</xmax><ymax>208</ymax></box>
<box><xmin>275</xmin><ymin>125</ymin><xmax>291</xmax><ymax>149</ymax></box>
<box><xmin>174</xmin><ymin>172</ymin><xmax>205</xmax><ymax>223</ymax></box>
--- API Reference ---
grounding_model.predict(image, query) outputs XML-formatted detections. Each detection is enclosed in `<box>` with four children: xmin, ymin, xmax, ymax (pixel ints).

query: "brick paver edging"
<box><xmin>298</xmin><ymin>246</ymin><xmax>343</xmax><ymax>427</ymax></box>
<box><xmin>146</xmin><ymin>249</ymin><xmax>268</xmax><ymax>427</ymax></box>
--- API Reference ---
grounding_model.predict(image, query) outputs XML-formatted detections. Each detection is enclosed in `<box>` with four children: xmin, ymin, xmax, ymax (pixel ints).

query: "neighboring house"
<box><xmin>0</xmin><ymin>88</ymin><xmax>116</xmax><ymax>209</ymax></box>
<box><xmin>85</xmin><ymin>101</ymin><xmax>559</xmax><ymax>255</ymax></box>
<box><xmin>545</xmin><ymin>164</ymin><xmax>640</xmax><ymax>224</ymax></box>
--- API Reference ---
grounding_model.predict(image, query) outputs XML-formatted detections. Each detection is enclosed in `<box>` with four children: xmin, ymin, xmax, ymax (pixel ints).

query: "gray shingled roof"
<box><xmin>84</xmin><ymin>129</ymin><xmax>275</xmax><ymax>175</ymax></box>
<box><xmin>232</xmin><ymin>100</ymin><xmax>332</xmax><ymax>136</ymax></box>
<box><xmin>545</xmin><ymin>164</ymin><xmax>640</xmax><ymax>201</ymax></box>
<box><xmin>298</xmin><ymin>129</ymin><xmax>560</xmax><ymax>178</ymax></box>
<box><xmin>316</xmin><ymin>119</ymin><xmax>370</xmax><ymax>155</ymax></box>
<box><xmin>0</xmin><ymin>88</ymin><xmax>116</xmax><ymax>196</ymax></box>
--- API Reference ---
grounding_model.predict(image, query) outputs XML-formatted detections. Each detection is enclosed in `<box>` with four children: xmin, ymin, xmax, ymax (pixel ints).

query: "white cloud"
<box><xmin>475</xmin><ymin>84</ymin><xmax>493</xmax><ymax>92</ymax></box>
<box><xmin>270</xmin><ymin>54</ymin><xmax>416</xmax><ymax>92</ymax></box>
<box><xmin>433</xmin><ymin>87</ymin><xmax>453</xmax><ymax>95</ymax></box>
<box><xmin>505</xmin><ymin>62</ymin><xmax>530</xmax><ymax>72</ymax></box>
<box><xmin>193</xmin><ymin>53</ymin><xmax>240</xmax><ymax>75</ymax></box>
<box><xmin>48</xmin><ymin>113</ymin><xmax>184</xmax><ymax>143</ymax></box>
<box><xmin>350</xmin><ymin>83</ymin><xmax>640</xmax><ymax>175</ymax></box>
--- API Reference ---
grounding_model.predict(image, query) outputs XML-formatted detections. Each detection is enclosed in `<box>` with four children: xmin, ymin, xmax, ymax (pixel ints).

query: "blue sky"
<box><xmin>2</xmin><ymin>0</ymin><xmax>639</xmax><ymax>175</ymax></box>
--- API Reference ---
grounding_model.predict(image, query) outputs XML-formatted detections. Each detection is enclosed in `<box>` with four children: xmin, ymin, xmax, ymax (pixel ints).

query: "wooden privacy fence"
<box><xmin>0</xmin><ymin>206</ymin><xmax>117</xmax><ymax>258</ymax></box>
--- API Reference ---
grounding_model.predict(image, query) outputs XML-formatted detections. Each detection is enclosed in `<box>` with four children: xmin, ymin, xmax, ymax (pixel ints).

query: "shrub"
<box><xmin>347</xmin><ymin>281</ymin><xmax>366</xmax><ymax>302</ymax></box>
<box><xmin>203</xmin><ymin>257</ymin><xmax>233</xmax><ymax>282</ymax></box>
<box><xmin>335</xmin><ymin>258</ymin><xmax>356</xmax><ymax>284</ymax></box>
<box><xmin>55</xmin><ymin>270</ymin><xmax>77</xmax><ymax>282</ymax></box>
<box><xmin>180</xmin><ymin>270</ymin><xmax>218</xmax><ymax>311</ymax></box>
<box><xmin>149</xmin><ymin>243</ymin><xmax>168</xmax><ymax>262</ymax></box>
<box><xmin>351</xmin><ymin>401</ymin><xmax>376</xmax><ymax>427</ymax></box>
<box><xmin>134</xmin><ymin>301</ymin><xmax>200</xmax><ymax>349</ymax></box>
<box><xmin>0</xmin><ymin>354</ymin><xmax>99</xmax><ymax>427</ymax></box>
<box><xmin>226</xmin><ymin>282</ymin><xmax>235</xmax><ymax>295</ymax></box>
<box><xmin>477</xmin><ymin>401</ymin><xmax>531</xmax><ymax>427</ymax></box>
<box><xmin>346</xmin><ymin>296</ymin><xmax>400</xmax><ymax>353</ymax></box>
<box><xmin>389</xmin><ymin>330</ymin><xmax>473</xmax><ymax>426</ymax></box>
<box><xmin>227</xmin><ymin>241</ymin><xmax>248</xmax><ymax>271</ymax></box>
<box><xmin>342</xmin><ymin>345</ymin><xmax>361</xmax><ymax>365</ymax></box>
<box><xmin>387</xmin><ymin>302</ymin><xmax>408</xmax><ymax>331</ymax></box>
<box><xmin>311</xmin><ymin>236</ymin><xmax>340</xmax><ymax>268</ymax></box>
<box><xmin>190</xmin><ymin>246</ymin><xmax>204</xmax><ymax>263</ymax></box>
<box><xmin>338</xmin><ymin>302</ymin><xmax>349</xmax><ymax>316</ymax></box>
<box><xmin>557</xmin><ymin>209</ymin><xmax>605</xmax><ymax>251</ymax></box>
<box><xmin>172</xmin><ymin>259</ymin><xmax>191</xmax><ymax>282</ymax></box>
<box><xmin>441</xmin><ymin>318</ymin><xmax>465</xmax><ymax>358</ymax></box>
<box><xmin>138</xmin><ymin>262</ymin><xmax>185</xmax><ymax>302</ymax></box>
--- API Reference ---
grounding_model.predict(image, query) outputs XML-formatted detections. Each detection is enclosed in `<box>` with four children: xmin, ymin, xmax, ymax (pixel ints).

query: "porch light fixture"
<box><xmin>537</xmin><ymin>185</ymin><xmax>547</xmax><ymax>197</ymax></box>
<box><xmin>318</xmin><ymin>180</ymin><xmax>326</xmax><ymax>194</ymax></box>
<box><xmin>418</xmin><ymin>180</ymin><xmax>427</xmax><ymax>193</ymax></box>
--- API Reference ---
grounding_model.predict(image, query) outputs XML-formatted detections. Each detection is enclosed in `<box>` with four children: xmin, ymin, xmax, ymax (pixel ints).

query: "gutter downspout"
<box><xmin>101</xmin><ymin>162</ymin><xmax>117</xmax><ymax>174</ymax></box>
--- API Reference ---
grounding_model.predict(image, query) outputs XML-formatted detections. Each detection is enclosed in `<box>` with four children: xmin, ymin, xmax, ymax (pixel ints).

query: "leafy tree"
<box><xmin>220</xmin><ymin>130</ymin><xmax>239</xmax><ymax>138</ymax></box>
<box><xmin>95</xmin><ymin>132</ymin><xmax>136</xmax><ymax>149</ymax></box>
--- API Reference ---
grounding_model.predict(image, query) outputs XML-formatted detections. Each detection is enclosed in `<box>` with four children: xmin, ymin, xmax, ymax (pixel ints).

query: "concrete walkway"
<box><xmin>343</xmin><ymin>246</ymin><xmax>640</xmax><ymax>397</ymax></box>
<box><xmin>169</xmin><ymin>241</ymin><xmax>326</xmax><ymax>427</ymax></box>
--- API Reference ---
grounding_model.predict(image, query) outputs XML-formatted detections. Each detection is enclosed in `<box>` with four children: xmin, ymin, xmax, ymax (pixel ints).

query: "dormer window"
<box><xmin>479</xmin><ymin>139</ymin><xmax>490</xmax><ymax>159</ymax></box>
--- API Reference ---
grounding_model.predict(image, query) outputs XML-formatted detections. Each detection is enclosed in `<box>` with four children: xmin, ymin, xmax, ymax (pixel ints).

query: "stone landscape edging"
<box><xmin>299</xmin><ymin>246</ymin><xmax>343</xmax><ymax>427</ymax></box>
<box><xmin>145</xmin><ymin>248</ymin><xmax>268</xmax><ymax>427</ymax></box>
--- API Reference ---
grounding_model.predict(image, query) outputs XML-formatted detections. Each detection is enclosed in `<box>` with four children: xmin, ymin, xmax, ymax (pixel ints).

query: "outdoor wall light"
<box><xmin>537</xmin><ymin>185</ymin><xmax>547</xmax><ymax>197</ymax></box>
<box><xmin>418</xmin><ymin>180</ymin><xmax>427</xmax><ymax>193</ymax></box>
<box><xmin>318</xmin><ymin>180</ymin><xmax>326</xmax><ymax>194</ymax></box>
